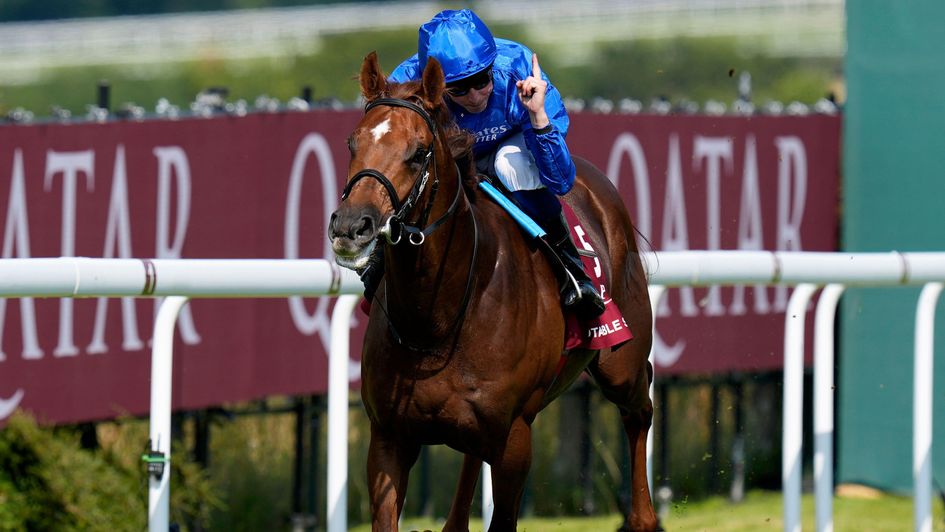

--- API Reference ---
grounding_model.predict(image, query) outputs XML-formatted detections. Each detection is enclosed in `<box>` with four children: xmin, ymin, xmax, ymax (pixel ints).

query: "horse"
<box><xmin>328</xmin><ymin>51</ymin><xmax>659</xmax><ymax>532</ymax></box>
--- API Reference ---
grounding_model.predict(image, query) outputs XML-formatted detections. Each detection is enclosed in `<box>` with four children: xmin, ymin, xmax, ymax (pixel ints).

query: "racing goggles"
<box><xmin>446</xmin><ymin>68</ymin><xmax>493</xmax><ymax>97</ymax></box>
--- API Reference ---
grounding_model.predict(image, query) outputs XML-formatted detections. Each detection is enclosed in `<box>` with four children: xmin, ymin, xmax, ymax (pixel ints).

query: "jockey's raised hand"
<box><xmin>516</xmin><ymin>53</ymin><xmax>550</xmax><ymax>129</ymax></box>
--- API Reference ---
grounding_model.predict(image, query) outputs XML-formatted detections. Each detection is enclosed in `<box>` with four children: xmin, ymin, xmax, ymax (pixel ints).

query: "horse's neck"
<box><xmin>383</xmin><ymin>174</ymin><xmax>479</xmax><ymax>335</ymax></box>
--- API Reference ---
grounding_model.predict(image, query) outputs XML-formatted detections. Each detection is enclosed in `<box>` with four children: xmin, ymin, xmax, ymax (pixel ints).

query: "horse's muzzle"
<box><xmin>328</xmin><ymin>208</ymin><xmax>381</xmax><ymax>272</ymax></box>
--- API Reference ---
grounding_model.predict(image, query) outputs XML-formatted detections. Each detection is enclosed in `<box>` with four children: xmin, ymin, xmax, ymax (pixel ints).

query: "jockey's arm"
<box><xmin>516</xmin><ymin>52</ymin><xmax>577</xmax><ymax>195</ymax></box>
<box><xmin>519</xmin><ymin>82</ymin><xmax>577</xmax><ymax>196</ymax></box>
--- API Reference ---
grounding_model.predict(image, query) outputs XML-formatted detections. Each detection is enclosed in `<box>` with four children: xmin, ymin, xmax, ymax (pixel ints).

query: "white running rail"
<box><xmin>0</xmin><ymin>257</ymin><xmax>363</xmax><ymax>532</ymax></box>
<box><xmin>0</xmin><ymin>250</ymin><xmax>942</xmax><ymax>532</ymax></box>
<box><xmin>644</xmin><ymin>251</ymin><xmax>945</xmax><ymax>532</ymax></box>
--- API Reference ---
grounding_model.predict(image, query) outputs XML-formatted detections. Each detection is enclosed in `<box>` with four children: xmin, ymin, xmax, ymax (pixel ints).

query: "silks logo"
<box><xmin>474</xmin><ymin>125</ymin><xmax>510</xmax><ymax>144</ymax></box>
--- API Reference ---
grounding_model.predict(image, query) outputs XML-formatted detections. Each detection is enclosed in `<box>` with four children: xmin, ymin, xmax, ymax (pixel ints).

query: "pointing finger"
<box><xmin>532</xmin><ymin>53</ymin><xmax>541</xmax><ymax>79</ymax></box>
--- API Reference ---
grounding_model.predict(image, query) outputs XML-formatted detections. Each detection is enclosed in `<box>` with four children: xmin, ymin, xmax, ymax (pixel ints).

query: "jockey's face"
<box><xmin>446</xmin><ymin>69</ymin><xmax>493</xmax><ymax>114</ymax></box>
<box><xmin>449</xmin><ymin>82</ymin><xmax>492</xmax><ymax>114</ymax></box>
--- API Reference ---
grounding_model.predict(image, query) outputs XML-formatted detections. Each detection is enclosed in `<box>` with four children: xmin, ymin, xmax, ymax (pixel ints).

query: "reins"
<box><xmin>346</xmin><ymin>96</ymin><xmax>478</xmax><ymax>350</ymax></box>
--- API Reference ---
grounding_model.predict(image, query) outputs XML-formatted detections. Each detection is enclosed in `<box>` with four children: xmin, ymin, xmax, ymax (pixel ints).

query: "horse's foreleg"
<box><xmin>442</xmin><ymin>454</ymin><xmax>482</xmax><ymax>532</ymax></box>
<box><xmin>487</xmin><ymin>417</ymin><xmax>532</xmax><ymax>532</ymax></box>
<box><xmin>367</xmin><ymin>425</ymin><xmax>420</xmax><ymax>532</ymax></box>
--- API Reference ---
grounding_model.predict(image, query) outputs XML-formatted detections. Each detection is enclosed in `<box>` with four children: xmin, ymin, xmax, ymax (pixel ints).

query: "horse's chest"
<box><xmin>364</xmin><ymin>367</ymin><xmax>481</xmax><ymax>435</ymax></box>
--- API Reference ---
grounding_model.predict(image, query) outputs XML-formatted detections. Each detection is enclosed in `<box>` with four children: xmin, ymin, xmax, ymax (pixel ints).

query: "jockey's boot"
<box><xmin>359</xmin><ymin>245</ymin><xmax>385</xmax><ymax>302</ymax></box>
<box><xmin>544</xmin><ymin>213</ymin><xmax>606</xmax><ymax>319</ymax></box>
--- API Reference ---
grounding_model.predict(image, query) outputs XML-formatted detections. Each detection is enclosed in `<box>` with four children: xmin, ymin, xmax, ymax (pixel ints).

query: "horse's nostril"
<box><xmin>355</xmin><ymin>215</ymin><xmax>376</xmax><ymax>240</ymax></box>
<box><xmin>328</xmin><ymin>212</ymin><xmax>339</xmax><ymax>236</ymax></box>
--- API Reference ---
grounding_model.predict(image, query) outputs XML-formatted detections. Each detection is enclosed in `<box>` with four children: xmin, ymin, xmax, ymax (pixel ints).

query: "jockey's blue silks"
<box><xmin>417</xmin><ymin>9</ymin><xmax>497</xmax><ymax>84</ymax></box>
<box><xmin>478</xmin><ymin>181</ymin><xmax>546</xmax><ymax>239</ymax></box>
<box><xmin>390</xmin><ymin>9</ymin><xmax>576</xmax><ymax>195</ymax></box>
<box><xmin>388</xmin><ymin>8</ymin><xmax>604</xmax><ymax>319</ymax></box>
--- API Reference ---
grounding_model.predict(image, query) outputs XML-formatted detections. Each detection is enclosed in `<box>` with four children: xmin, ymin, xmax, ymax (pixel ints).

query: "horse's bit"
<box><xmin>340</xmin><ymin>97</ymin><xmax>463</xmax><ymax>246</ymax></box>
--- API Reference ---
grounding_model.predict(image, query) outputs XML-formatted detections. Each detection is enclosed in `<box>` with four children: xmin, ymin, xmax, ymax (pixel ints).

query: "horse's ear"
<box><xmin>360</xmin><ymin>51</ymin><xmax>388</xmax><ymax>102</ymax></box>
<box><xmin>421</xmin><ymin>57</ymin><xmax>446</xmax><ymax>110</ymax></box>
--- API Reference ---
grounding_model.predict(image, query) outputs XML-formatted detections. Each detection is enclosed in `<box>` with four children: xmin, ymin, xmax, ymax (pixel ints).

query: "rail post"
<box><xmin>782</xmin><ymin>283</ymin><xmax>818</xmax><ymax>532</ymax></box>
<box><xmin>328</xmin><ymin>295</ymin><xmax>360</xmax><ymax>532</ymax></box>
<box><xmin>483</xmin><ymin>464</ymin><xmax>494</xmax><ymax>529</ymax></box>
<box><xmin>147</xmin><ymin>296</ymin><xmax>189</xmax><ymax>532</ymax></box>
<box><xmin>913</xmin><ymin>282</ymin><xmax>943</xmax><ymax>532</ymax></box>
<box><xmin>646</xmin><ymin>284</ymin><xmax>668</xmax><ymax>490</ymax></box>
<box><xmin>814</xmin><ymin>284</ymin><xmax>845</xmax><ymax>532</ymax></box>
<box><xmin>326</xmin><ymin>295</ymin><xmax>360</xmax><ymax>532</ymax></box>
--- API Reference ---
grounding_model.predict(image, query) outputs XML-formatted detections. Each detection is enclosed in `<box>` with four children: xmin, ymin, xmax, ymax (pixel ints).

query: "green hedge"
<box><xmin>0</xmin><ymin>30</ymin><xmax>839</xmax><ymax>118</ymax></box>
<box><xmin>0</xmin><ymin>413</ymin><xmax>217</xmax><ymax>531</ymax></box>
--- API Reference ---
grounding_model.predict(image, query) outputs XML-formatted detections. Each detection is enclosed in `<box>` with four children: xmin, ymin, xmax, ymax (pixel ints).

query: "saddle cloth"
<box><xmin>560</xmin><ymin>202</ymin><xmax>634</xmax><ymax>352</ymax></box>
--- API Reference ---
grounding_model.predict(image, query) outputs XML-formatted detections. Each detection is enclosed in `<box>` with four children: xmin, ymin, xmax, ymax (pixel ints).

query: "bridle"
<box><xmin>341</xmin><ymin>97</ymin><xmax>463</xmax><ymax>246</ymax></box>
<box><xmin>342</xmin><ymin>96</ymin><xmax>478</xmax><ymax>350</ymax></box>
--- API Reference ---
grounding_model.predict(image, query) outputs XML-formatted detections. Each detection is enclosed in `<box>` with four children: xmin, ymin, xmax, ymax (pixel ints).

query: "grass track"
<box><xmin>351</xmin><ymin>490</ymin><xmax>945</xmax><ymax>531</ymax></box>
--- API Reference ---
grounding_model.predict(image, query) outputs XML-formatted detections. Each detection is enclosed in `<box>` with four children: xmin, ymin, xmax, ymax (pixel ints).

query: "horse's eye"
<box><xmin>347</xmin><ymin>136</ymin><xmax>356</xmax><ymax>155</ymax></box>
<box><xmin>409</xmin><ymin>147</ymin><xmax>428</xmax><ymax>167</ymax></box>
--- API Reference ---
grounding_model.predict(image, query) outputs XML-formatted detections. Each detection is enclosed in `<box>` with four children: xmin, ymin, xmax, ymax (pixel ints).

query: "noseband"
<box><xmin>341</xmin><ymin>97</ymin><xmax>463</xmax><ymax>246</ymax></box>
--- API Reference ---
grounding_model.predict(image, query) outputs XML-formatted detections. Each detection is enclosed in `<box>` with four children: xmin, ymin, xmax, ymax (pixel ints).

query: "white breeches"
<box><xmin>491</xmin><ymin>132</ymin><xmax>544</xmax><ymax>191</ymax></box>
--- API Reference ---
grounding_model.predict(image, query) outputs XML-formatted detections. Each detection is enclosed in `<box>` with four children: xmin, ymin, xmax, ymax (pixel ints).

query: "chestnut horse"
<box><xmin>329</xmin><ymin>52</ymin><xmax>659</xmax><ymax>532</ymax></box>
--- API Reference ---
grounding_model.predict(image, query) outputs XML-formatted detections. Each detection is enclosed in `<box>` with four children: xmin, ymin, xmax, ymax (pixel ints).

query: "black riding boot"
<box><xmin>544</xmin><ymin>213</ymin><xmax>606</xmax><ymax>319</ymax></box>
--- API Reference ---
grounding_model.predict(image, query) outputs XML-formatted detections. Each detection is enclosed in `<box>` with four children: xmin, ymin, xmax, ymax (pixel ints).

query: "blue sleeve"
<box><xmin>507</xmin><ymin>49</ymin><xmax>576</xmax><ymax>195</ymax></box>
<box><xmin>522</xmin><ymin>119</ymin><xmax>577</xmax><ymax>195</ymax></box>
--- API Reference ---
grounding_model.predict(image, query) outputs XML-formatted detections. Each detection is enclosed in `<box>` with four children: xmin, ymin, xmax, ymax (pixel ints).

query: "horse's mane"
<box><xmin>387</xmin><ymin>81</ymin><xmax>478</xmax><ymax>192</ymax></box>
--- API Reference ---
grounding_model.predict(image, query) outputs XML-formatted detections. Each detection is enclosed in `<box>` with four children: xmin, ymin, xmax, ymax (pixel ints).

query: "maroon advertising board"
<box><xmin>568</xmin><ymin>113</ymin><xmax>841</xmax><ymax>375</ymax></box>
<box><xmin>0</xmin><ymin>111</ymin><xmax>840</xmax><ymax>424</ymax></box>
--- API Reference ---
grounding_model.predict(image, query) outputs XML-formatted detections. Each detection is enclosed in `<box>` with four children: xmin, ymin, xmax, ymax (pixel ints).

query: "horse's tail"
<box><xmin>633</xmin><ymin>223</ymin><xmax>657</xmax><ymax>284</ymax></box>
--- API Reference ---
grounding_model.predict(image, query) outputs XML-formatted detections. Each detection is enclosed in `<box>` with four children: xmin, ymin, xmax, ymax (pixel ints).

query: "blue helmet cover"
<box><xmin>418</xmin><ymin>9</ymin><xmax>498</xmax><ymax>84</ymax></box>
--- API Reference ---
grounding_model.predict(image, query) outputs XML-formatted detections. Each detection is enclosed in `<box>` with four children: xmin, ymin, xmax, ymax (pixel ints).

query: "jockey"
<box><xmin>382</xmin><ymin>8</ymin><xmax>606</xmax><ymax>318</ymax></box>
